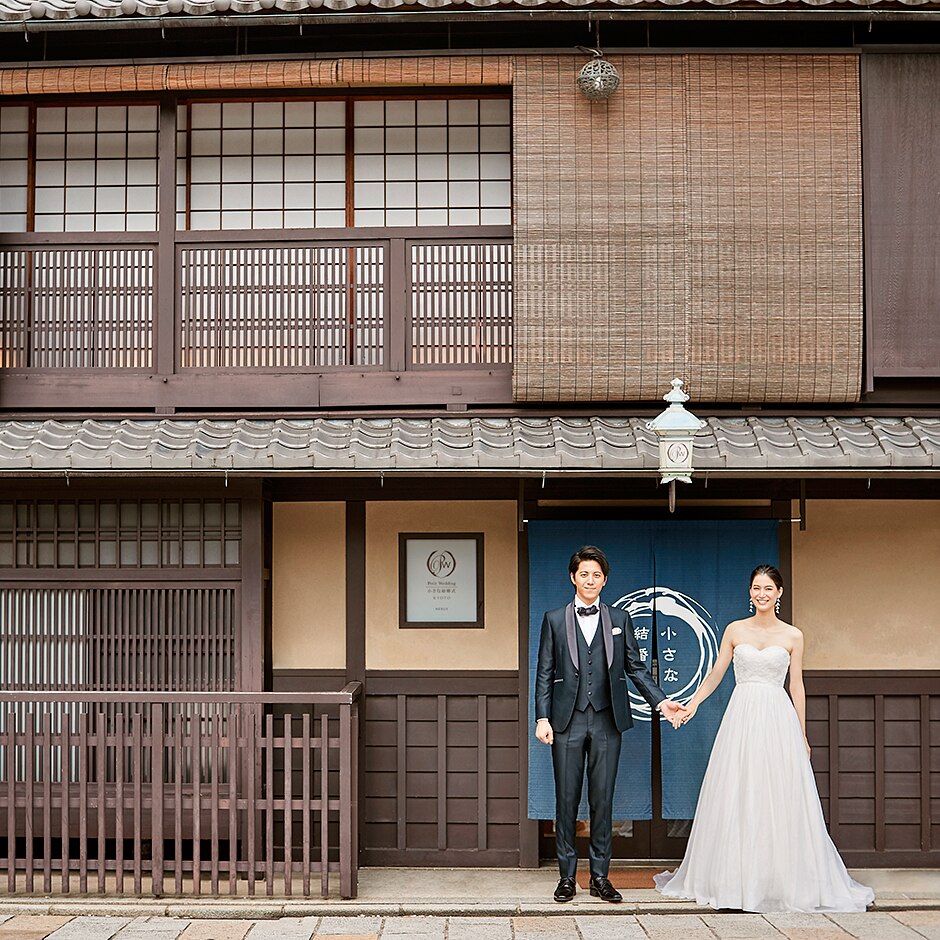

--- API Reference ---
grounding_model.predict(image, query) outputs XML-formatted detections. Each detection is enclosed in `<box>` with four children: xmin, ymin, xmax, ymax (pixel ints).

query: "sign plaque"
<box><xmin>398</xmin><ymin>533</ymin><xmax>484</xmax><ymax>628</ymax></box>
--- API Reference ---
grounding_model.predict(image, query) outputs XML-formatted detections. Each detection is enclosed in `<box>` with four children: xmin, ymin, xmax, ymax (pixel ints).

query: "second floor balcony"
<box><xmin>0</xmin><ymin>225</ymin><xmax>513</xmax><ymax>410</ymax></box>
<box><xmin>0</xmin><ymin>95</ymin><xmax>513</xmax><ymax>411</ymax></box>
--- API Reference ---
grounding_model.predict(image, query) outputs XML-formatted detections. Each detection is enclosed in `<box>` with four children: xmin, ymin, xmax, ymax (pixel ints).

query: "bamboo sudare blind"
<box><xmin>512</xmin><ymin>54</ymin><xmax>863</xmax><ymax>404</ymax></box>
<box><xmin>0</xmin><ymin>56</ymin><xmax>513</xmax><ymax>97</ymax></box>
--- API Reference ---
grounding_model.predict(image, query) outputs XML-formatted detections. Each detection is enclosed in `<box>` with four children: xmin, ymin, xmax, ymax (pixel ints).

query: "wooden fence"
<box><xmin>0</xmin><ymin>686</ymin><xmax>360</xmax><ymax>898</ymax></box>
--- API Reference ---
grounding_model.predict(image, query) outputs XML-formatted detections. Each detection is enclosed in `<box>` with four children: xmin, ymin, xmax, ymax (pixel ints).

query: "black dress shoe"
<box><xmin>554</xmin><ymin>877</ymin><xmax>577</xmax><ymax>902</ymax></box>
<box><xmin>589</xmin><ymin>876</ymin><xmax>623</xmax><ymax>903</ymax></box>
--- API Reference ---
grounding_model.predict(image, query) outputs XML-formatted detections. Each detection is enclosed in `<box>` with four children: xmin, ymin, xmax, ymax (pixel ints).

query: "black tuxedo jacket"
<box><xmin>535</xmin><ymin>601</ymin><xmax>666</xmax><ymax>734</ymax></box>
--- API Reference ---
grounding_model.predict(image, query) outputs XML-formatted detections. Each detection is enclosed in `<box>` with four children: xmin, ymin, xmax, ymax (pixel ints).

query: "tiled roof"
<box><xmin>3</xmin><ymin>0</ymin><xmax>937</xmax><ymax>21</ymax></box>
<box><xmin>0</xmin><ymin>416</ymin><xmax>938</xmax><ymax>473</ymax></box>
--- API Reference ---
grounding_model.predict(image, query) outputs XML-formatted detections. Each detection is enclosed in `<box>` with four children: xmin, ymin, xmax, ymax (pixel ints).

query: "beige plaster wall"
<box><xmin>792</xmin><ymin>500</ymin><xmax>940</xmax><ymax>670</ymax></box>
<box><xmin>272</xmin><ymin>502</ymin><xmax>346</xmax><ymax>670</ymax></box>
<box><xmin>365</xmin><ymin>501</ymin><xmax>518</xmax><ymax>671</ymax></box>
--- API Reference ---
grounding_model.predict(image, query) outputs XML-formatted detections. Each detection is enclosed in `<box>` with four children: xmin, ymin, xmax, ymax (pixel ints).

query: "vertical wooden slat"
<box><xmin>396</xmin><ymin>695</ymin><xmax>406</xmax><ymax>852</ymax></box>
<box><xmin>156</xmin><ymin>98</ymin><xmax>177</xmax><ymax>379</ymax></box>
<box><xmin>151</xmin><ymin>702</ymin><xmax>164</xmax><ymax>897</ymax></box>
<box><xmin>115</xmin><ymin>710</ymin><xmax>124</xmax><ymax>895</ymax></box>
<box><xmin>173</xmin><ymin>708</ymin><xmax>182</xmax><ymax>895</ymax></box>
<box><xmin>24</xmin><ymin>708</ymin><xmax>34</xmax><ymax>892</ymax></box>
<box><xmin>209</xmin><ymin>702</ymin><xmax>220</xmax><ymax>896</ymax></box>
<box><xmin>246</xmin><ymin>708</ymin><xmax>256</xmax><ymax>896</ymax></box>
<box><xmin>96</xmin><ymin>717</ymin><xmax>106</xmax><ymax>893</ymax></box>
<box><xmin>227</xmin><ymin>704</ymin><xmax>237</xmax><ymax>896</ymax></box>
<box><xmin>477</xmin><ymin>695</ymin><xmax>487</xmax><ymax>851</ymax></box>
<box><xmin>301</xmin><ymin>710</ymin><xmax>311</xmax><ymax>898</ymax></box>
<box><xmin>79</xmin><ymin>710</ymin><xmax>89</xmax><ymax>894</ymax></box>
<box><xmin>874</xmin><ymin>695</ymin><xmax>885</xmax><ymax>853</ymax></box>
<box><xmin>5</xmin><ymin>707</ymin><xmax>14</xmax><ymax>894</ymax></box>
<box><xmin>339</xmin><ymin>698</ymin><xmax>354</xmax><ymax>900</ymax></box>
<box><xmin>319</xmin><ymin>712</ymin><xmax>328</xmax><ymax>899</ymax></box>
<box><xmin>192</xmin><ymin>703</ymin><xmax>202</xmax><ymax>896</ymax></box>
<box><xmin>60</xmin><ymin>706</ymin><xmax>71</xmax><ymax>894</ymax></box>
<box><xmin>344</xmin><ymin>98</ymin><xmax>355</xmax><ymax>228</ymax></box>
<box><xmin>283</xmin><ymin>711</ymin><xmax>293</xmax><ymax>896</ymax></box>
<box><xmin>387</xmin><ymin>237</ymin><xmax>406</xmax><ymax>372</ymax></box>
<box><xmin>827</xmin><ymin>694</ymin><xmax>840</xmax><ymax>846</ymax></box>
<box><xmin>437</xmin><ymin>695</ymin><xmax>447</xmax><ymax>853</ymax></box>
<box><xmin>921</xmin><ymin>694</ymin><xmax>932</xmax><ymax>852</ymax></box>
<box><xmin>41</xmin><ymin>710</ymin><xmax>51</xmax><ymax>893</ymax></box>
<box><xmin>264</xmin><ymin>710</ymin><xmax>274</xmax><ymax>896</ymax></box>
<box><xmin>132</xmin><ymin>708</ymin><xmax>142</xmax><ymax>896</ymax></box>
<box><xmin>349</xmin><ymin>698</ymin><xmax>358</xmax><ymax>899</ymax></box>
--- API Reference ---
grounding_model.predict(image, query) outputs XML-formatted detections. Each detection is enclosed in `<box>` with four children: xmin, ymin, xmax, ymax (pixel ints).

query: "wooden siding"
<box><xmin>512</xmin><ymin>54</ymin><xmax>863</xmax><ymax>404</ymax></box>
<box><xmin>862</xmin><ymin>54</ymin><xmax>940</xmax><ymax>380</ymax></box>
<box><xmin>805</xmin><ymin>672</ymin><xmax>940</xmax><ymax>867</ymax></box>
<box><xmin>362</xmin><ymin>672</ymin><xmax>520</xmax><ymax>867</ymax></box>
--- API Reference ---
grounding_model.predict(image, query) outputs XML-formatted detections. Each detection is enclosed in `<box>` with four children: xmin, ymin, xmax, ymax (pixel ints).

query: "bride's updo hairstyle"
<box><xmin>750</xmin><ymin>564</ymin><xmax>784</xmax><ymax>590</ymax></box>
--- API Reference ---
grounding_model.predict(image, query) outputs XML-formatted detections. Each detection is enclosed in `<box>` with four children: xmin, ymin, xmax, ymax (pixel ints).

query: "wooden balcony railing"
<box><xmin>0</xmin><ymin>227</ymin><xmax>513</xmax><ymax>410</ymax></box>
<box><xmin>0</xmin><ymin>686</ymin><xmax>361</xmax><ymax>898</ymax></box>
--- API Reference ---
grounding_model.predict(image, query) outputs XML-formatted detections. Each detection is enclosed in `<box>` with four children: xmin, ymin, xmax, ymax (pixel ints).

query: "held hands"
<box><xmin>667</xmin><ymin>700</ymin><xmax>697</xmax><ymax>729</ymax></box>
<box><xmin>535</xmin><ymin>718</ymin><xmax>554</xmax><ymax>746</ymax></box>
<box><xmin>659</xmin><ymin>699</ymin><xmax>689</xmax><ymax>728</ymax></box>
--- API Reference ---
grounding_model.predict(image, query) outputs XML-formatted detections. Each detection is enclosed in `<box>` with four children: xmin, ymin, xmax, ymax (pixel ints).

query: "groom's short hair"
<box><xmin>568</xmin><ymin>545</ymin><xmax>610</xmax><ymax>578</ymax></box>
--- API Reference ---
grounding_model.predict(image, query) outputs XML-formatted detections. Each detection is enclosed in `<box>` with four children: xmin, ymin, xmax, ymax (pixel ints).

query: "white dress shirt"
<box><xmin>574</xmin><ymin>596</ymin><xmax>600</xmax><ymax>645</ymax></box>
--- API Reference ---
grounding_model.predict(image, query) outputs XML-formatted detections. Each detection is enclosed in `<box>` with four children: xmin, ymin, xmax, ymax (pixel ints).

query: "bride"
<box><xmin>654</xmin><ymin>565</ymin><xmax>874</xmax><ymax>913</ymax></box>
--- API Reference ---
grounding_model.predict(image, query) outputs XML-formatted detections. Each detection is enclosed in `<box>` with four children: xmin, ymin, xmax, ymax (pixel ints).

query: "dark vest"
<box><xmin>574</xmin><ymin>622</ymin><xmax>611</xmax><ymax>713</ymax></box>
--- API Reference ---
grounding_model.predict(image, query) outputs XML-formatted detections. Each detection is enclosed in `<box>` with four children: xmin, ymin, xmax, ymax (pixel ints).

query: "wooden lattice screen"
<box><xmin>0</xmin><ymin>587</ymin><xmax>237</xmax><ymax>692</ymax></box>
<box><xmin>0</xmin><ymin>498</ymin><xmax>243</xmax><ymax>693</ymax></box>
<box><xmin>512</xmin><ymin>54</ymin><xmax>863</xmax><ymax>404</ymax></box>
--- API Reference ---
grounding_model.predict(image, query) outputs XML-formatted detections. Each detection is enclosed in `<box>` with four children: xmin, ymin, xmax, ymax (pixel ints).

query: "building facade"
<box><xmin>0</xmin><ymin>0</ymin><xmax>939</xmax><ymax>895</ymax></box>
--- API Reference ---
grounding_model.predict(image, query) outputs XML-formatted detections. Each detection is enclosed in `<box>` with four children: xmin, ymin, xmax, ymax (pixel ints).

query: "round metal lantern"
<box><xmin>576</xmin><ymin>55</ymin><xmax>620</xmax><ymax>101</ymax></box>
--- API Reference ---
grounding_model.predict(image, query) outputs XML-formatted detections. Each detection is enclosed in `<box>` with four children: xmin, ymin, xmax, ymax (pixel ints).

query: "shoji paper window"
<box><xmin>33</xmin><ymin>105</ymin><xmax>158</xmax><ymax>232</ymax></box>
<box><xmin>183</xmin><ymin>100</ymin><xmax>347</xmax><ymax>230</ymax></box>
<box><xmin>0</xmin><ymin>107</ymin><xmax>28</xmax><ymax>233</ymax></box>
<box><xmin>353</xmin><ymin>98</ymin><xmax>511</xmax><ymax>227</ymax></box>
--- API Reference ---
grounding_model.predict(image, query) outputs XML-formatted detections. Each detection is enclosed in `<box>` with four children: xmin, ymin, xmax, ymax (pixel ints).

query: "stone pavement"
<box><xmin>1</xmin><ymin>912</ymin><xmax>940</xmax><ymax>940</ymax></box>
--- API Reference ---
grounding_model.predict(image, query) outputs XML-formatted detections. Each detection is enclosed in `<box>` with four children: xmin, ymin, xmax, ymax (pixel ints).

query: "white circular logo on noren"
<box><xmin>427</xmin><ymin>550</ymin><xmax>457</xmax><ymax>579</ymax></box>
<box><xmin>611</xmin><ymin>586</ymin><xmax>720</xmax><ymax>722</ymax></box>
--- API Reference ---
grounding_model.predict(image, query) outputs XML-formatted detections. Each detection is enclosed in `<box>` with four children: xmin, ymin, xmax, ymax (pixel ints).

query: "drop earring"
<box><xmin>775</xmin><ymin>599</ymin><xmax>781</xmax><ymax>614</ymax></box>
<box><xmin>749</xmin><ymin>600</ymin><xmax>754</xmax><ymax>614</ymax></box>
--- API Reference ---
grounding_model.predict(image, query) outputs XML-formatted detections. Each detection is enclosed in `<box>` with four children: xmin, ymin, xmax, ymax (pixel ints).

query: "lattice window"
<box><xmin>0</xmin><ymin>500</ymin><xmax>241</xmax><ymax>570</ymax></box>
<box><xmin>178</xmin><ymin>244</ymin><xmax>384</xmax><ymax>368</ymax></box>
<box><xmin>353</xmin><ymin>98</ymin><xmax>512</xmax><ymax>227</ymax></box>
<box><xmin>32</xmin><ymin>105</ymin><xmax>158</xmax><ymax>233</ymax></box>
<box><xmin>0</xmin><ymin>585</ymin><xmax>237</xmax><ymax>692</ymax></box>
<box><xmin>181</xmin><ymin>100</ymin><xmax>347</xmax><ymax>231</ymax></box>
<box><xmin>0</xmin><ymin>246</ymin><xmax>154</xmax><ymax>369</ymax></box>
<box><xmin>410</xmin><ymin>240</ymin><xmax>513</xmax><ymax>365</ymax></box>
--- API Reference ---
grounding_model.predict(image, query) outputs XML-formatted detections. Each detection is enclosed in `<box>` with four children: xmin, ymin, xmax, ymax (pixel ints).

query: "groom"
<box><xmin>535</xmin><ymin>545</ymin><xmax>685</xmax><ymax>903</ymax></box>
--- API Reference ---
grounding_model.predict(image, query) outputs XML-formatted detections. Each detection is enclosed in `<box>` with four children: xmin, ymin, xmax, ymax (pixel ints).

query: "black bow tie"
<box><xmin>576</xmin><ymin>605</ymin><xmax>598</xmax><ymax>617</ymax></box>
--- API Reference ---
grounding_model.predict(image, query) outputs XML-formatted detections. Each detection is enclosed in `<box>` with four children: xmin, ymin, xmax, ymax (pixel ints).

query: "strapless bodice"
<box><xmin>733</xmin><ymin>643</ymin><xmax>790</xmax><ymax>686</ymax></box>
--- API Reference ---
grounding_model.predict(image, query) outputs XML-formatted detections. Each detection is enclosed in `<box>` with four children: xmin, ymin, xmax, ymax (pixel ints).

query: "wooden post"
<box><xmin>151</xmin><ymin>702</ymin><xmax>164</xmax><ymax>897</ymax></box>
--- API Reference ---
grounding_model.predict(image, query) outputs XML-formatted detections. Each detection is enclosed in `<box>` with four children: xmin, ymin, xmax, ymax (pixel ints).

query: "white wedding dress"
<box><xmin>655</xmin><ymin>643</ymin><xmax>874</xmax><ymax>913</ymax></box>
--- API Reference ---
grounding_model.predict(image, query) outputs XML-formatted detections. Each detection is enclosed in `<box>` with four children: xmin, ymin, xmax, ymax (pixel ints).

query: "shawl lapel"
<box><xmin>564</xmin><ymin>602</ymin><xmax>579</xmax><ymax>671</ymax></box>
<box><xmin>599</xmin><ymin>603</ymin><xmax>614</xmax><ymax>668</ymax></box>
